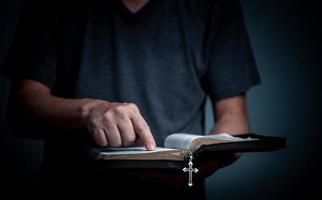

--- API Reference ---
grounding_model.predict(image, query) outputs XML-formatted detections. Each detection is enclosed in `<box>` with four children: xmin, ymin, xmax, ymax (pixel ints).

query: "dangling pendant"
<box><xmin>182</xmin><ymin>152</ymin><xmax>198</xmax><ymax>187</ymax></box>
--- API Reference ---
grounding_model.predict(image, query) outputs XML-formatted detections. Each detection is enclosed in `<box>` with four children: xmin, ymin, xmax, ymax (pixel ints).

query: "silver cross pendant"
<box><xmin>182</xmin><ymin>152</ymin><xmax>198</xmax><ymax>187</ymax></box>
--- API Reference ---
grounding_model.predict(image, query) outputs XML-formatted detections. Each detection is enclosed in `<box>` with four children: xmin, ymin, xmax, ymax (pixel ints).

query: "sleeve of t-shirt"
<box><xmin>0</xmin><ymin>0</ymin><xmax>57</xmax><ymax>89</ymax></box>
<box><xmin>204</xmin><ymin>0</ymin><xmax>260</xmax><ymax>101</ymax></box>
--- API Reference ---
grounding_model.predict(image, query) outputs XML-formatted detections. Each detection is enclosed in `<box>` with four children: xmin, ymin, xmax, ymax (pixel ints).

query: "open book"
<box><xmin>84</xmin><ymin>133</ymin><xmax>286</xmax><ymax>164</ymax></box>
<box><xmin>80</xmin><ymin>133</ymin><xmax>286</xmax><ymax>187</ymax></box>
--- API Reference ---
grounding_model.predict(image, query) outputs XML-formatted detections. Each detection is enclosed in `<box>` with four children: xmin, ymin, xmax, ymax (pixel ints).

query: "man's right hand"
<box><xmin>8</xmin><ymin>80</ymin><xmax>155</xmax><ymax>149</ymax></box>
<box><xmin>81</xmin><ymin>100</ymin><xmax>156</xmax><ymax>150</ymax></box>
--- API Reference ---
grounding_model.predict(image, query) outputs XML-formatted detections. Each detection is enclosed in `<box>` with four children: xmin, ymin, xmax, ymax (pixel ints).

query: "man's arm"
<box><xmin>7</xmin><ymin>79</ymin><xmax>155</xmax><ymax>150</ymax></box>
<box><xmin>210</xmin><ymin>93</ymin><xmax>250</xmax><ymax>135</ymax></box>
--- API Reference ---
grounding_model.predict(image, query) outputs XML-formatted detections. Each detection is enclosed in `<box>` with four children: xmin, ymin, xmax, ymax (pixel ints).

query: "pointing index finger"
<box><xmin>131</xmin><ymin>113</ymin><xmax>156</xmax><ymax>151</ymax></box>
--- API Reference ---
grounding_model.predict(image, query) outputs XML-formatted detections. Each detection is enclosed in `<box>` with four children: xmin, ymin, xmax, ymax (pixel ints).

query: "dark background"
<box><xmin>0</xmin><ymin>0</ymin><xmax>321</xmax><ymax>199</ymax></box>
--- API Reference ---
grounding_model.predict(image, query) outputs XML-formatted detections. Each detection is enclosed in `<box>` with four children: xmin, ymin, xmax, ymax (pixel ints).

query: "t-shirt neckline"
<box><xmin>116</xmin><ymin>0</ymin><xmax>157</xmax><ymax>25</ymax></box>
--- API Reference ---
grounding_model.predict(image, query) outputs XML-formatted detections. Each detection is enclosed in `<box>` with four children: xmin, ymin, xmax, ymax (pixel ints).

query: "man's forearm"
<box><xmin>210</xmin><ymin>94</ymin><xmax>251</xmax><ymax>135</ymax></box>
<box><xmin>16</xmin><ymin>93</ymin><xmax>93</xmax><ymax>131</ymax></box>
<box><xmin>8</xmin><ymin>80</ymin><xmax>95</xmax><ymax>136</ymax></box>
<box><xmin>210</xmin><ymin>113</ymin><xmax>250</xmax><ymax>135</ymax></box>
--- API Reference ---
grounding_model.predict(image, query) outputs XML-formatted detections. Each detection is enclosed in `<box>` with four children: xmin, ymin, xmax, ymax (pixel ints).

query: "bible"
<box><xmin>81</xmin><ymin>133</ymin><xmax>286</xmax><ymax>186</ymax></box>
<box><xmin>83</xmin><ymin>133</ymin><xmax>286</xmax><ymax>168</ymax></box>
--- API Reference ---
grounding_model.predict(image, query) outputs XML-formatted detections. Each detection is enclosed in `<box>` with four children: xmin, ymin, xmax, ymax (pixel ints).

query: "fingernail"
<box><xmin>147</xmin><ymin>143</ymin><xmax>156</xmax><ymax>151</ymax></box>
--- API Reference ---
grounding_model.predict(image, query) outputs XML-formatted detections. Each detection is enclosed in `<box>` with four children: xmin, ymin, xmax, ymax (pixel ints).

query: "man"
<box><xmin>2</xmin><ymin>0</ymin><xmax>260</xmax><ymax>198</ymax></box>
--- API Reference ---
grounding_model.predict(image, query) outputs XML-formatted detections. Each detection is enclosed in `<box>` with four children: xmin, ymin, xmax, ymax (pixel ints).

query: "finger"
<box><xmin>117</xmin><ymin>119</ymin><xmax>136</xmax><ymax>146</ymax></box>
<box><xmin>135</xmin><ymin>137</ymin><xmax>144</xmax><ymax>147</ymax></box>
<box><xmin>104</xmin><ymin>125</ymin><xmax>122</xmax><ymax>147</ymax></box>
<box><xmin>93</xmin><ymin>129</ymin><xmax>108</xmax><ymax>147</ymax></box>
<box><xmin>221</xmin><ymin>152</ymin><xmax>241</xmax><ymax>167</ymax></box>
<box><xmin>130</xmin><ymin>113</ymin><xmax>156</xmax><ymax>150</ymax></box>
<box><xmin>234</xmin><ymin>152</ymin><xmax>242</xmax><ymax>158</ymax></box>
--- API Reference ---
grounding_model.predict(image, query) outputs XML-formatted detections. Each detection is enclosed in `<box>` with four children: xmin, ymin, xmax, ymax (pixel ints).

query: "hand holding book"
<box><xmin>82</xmin><ymin>132</ymin><xmax>286</xmax><ymax>186</ymax></box>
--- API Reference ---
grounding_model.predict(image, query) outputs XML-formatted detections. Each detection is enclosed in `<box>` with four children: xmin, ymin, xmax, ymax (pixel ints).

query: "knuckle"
<box><xmin>89</xmin><ymin>118</ymin><xmax>101</xmax><ymax>128</ymax></box>
<box><xmin>128</xmin><ymin>103</ymin><xmax>139</xmax><ymax>111</ymax></box>
<box><xmin>113</xmin><ymin>105</ymin><xmax>127</xmax><ymax>116</ymax></box>
<box><xmin>142</xmin><ymin>122</ymin><xmax>149</xmax><ymax>129</ymax></box>
<box><xmin>136</xmin><ymin>124</ymin><xmax>148</xmax><ymax>133</ymax></box>
<box><xmin>104</xmin><ymin>110</ymin><xmax>113</xmax><ymax>118</ymax></box>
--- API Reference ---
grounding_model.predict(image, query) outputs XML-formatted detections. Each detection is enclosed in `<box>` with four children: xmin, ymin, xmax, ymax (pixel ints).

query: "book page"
<box><xmin>94</xmin><ymin>146</ymin><xmax>187</xmax><ymax>161</ymax></box>
<box><xmin>206</xmin><ymin>133</ymin><xmax>259</xmax><ymax>141</ymax></box>
<box><xmin>190</xmin><ymin>133</ymin><xmax>259</xmax><ymax>152</ymax></box>
<box><xmin>98</xmin><ymin>147</ymin><xmax>178</xmax><ymax>156</ymax></box>
<box><xmin>164</xmin><ymin>133</ymin><xmax>204</xmax><ymax>149</ymax></box>
<box><xmin>164</xmin><ymin>133</ymin><xmax>259</xmax><ymax>152</ymax></box>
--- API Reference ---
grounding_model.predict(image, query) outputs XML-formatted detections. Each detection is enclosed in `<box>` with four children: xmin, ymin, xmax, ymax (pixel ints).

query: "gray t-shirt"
<box><xmin>2</xmin><ymin>0</ymin><xmax>260</xmax><ymax>150</ymax></box>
